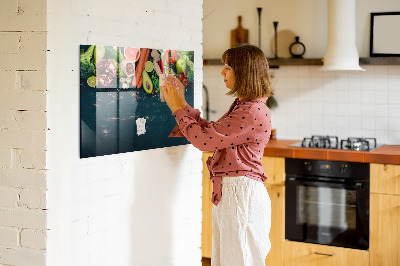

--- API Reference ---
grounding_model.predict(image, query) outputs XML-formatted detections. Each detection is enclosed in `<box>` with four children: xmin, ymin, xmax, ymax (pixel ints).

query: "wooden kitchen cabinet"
<box><xmin>370</xmin><ymin>163</ymin><xmax>400</xmax><ymax>195</ymax></box>
<box><xmin>202</xmin><ymin>152</ymin><xmax>213</xmax><ymax>258</ymax></box>
<box><xmin>370</xmin><ymin>163</ymin><xmax>400</xmax><ymax>266</ymax></box>
<box><xmin>284</xmin><ymin>241</ymin><xmax>369</xmax><ymax>266</ymax></box>
<box><xmin>262</xmin><ymin>156</ymin><xmax>285</xmax><ymax>266</ymax></box>
<box><xmin>264</xmin><ymin>184</ymin><xmax>285</xmax><ymax>266</ymax></box>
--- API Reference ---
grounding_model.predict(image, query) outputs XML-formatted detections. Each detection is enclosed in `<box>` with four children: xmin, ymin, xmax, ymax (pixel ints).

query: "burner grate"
<box><xmin>301</xmin><ymin>135</ymin><xmax>339</xmax><ymax>149</ymax></box>
<box><xmin>340</xmin><ymin>137</ymin><xmax>377</xmax><ymax>151</ymax></box>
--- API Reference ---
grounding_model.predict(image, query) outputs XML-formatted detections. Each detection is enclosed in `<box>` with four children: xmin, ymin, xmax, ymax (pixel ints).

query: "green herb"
<box><xmin>80</xmin><ymin>45</ymin><xmax>96</xmax><ymax>79</ymax></box>
<box><xmin>150</xmin><ymin>71</ymin><xmax>159</xmax><ymax>93</ymax></box>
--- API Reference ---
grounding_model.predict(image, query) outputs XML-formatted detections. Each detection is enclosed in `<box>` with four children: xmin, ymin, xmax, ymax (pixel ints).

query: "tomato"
<box><xmin>165</xmin><ymin>50</ymin><xmax>177</xmax><ymax>64</ymax></box>
<box><xmin>179</xmin><ymin>73</ymin><xmax>184</xmax><ymax>81</ymax></box>
<box><xmin>182</xmin><ymin>78</ymin><xmax>189</xmax><ymax>87</ymax></box>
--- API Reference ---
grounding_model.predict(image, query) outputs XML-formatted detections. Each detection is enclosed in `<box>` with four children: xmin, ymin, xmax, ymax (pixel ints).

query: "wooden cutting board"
<box><xmin>231</xmin><ymin>16</ymin><xmax>249</xmax><ymax>48</ymax></box>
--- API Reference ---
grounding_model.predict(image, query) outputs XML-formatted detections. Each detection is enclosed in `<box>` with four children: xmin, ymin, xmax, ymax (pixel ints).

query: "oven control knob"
<box><xmin>340</xmin><ymin>164</ymin><xmax>347</xmax><ymax>174</ymax></box>
<box><xmin>304</xmin><ymin>161</ymin><xmax>312</xmax><ymax>171</ymax></box>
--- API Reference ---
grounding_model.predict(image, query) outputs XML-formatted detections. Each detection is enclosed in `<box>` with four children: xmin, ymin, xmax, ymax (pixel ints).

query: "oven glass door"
<box><xmin>286</xmin><ymin>179</ymin><xmax>369</xmax><ymax>250</ymax></box>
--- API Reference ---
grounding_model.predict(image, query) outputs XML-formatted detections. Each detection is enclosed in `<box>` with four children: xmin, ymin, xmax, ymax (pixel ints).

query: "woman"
<box><xmin>161</xmin><ymin>44</ymin><xmax>273</xmax><ymax>266</ymax></box>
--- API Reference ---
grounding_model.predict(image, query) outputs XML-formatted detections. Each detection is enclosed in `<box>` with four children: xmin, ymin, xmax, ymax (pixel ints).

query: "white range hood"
<box><xmin>320</xmin><ymin>0</ymin><xmax>365</xmax><ymax>71</ymax></box>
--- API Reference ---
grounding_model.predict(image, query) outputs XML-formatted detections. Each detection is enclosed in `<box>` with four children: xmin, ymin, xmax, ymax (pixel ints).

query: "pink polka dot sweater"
<box><xmin>169</xmin><ymin>97</ymin><xmax>272</xmax><ymax>206</ymax></box>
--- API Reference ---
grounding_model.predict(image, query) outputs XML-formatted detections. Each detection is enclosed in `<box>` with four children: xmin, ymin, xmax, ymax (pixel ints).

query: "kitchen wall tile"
<box><xmin>374</xmin><ymin>117</ymin><xmax>389</xmax><ymax>130</ymax></box>
<box><xmin>374</xmin><ymin>65</ymin><xmax>388</xmax><ymax>77</ymax></box>
<box><xmin>336</xmin><ymin>90</ymin><xmax>349</xmax><ymax>103</ymax></box>
<box><xmin>298</xmin><ymin>77</ymin><xmax>311</xmax><ymax>89</ymax></box>
<box><xmin>361</xmin><ymin>72</ymin><xmax>375</xmax><ymax>91</ymax></box>
<box><xmin>311</xmin><ymin>102</ymin><xmax>324</xmax><ymax>113</ymax></box>
<box><xmin>361</xmin><ymin>104</ymin><xmax>375</xmax><ymax>117</ymax></box>
<box><xmin>361</xmin><ymin>90</ymin><xmax>375</xmax><ymax>104</ymax></box>
<box><xmin>388</xmin><ymin>65</ymin><xmax>400</xmax><ymax>76</ymax></box>
<box><xmin>374</xmin><ymin>90</ymin><xmax>388</xmax><ymax>104</ymax></box>
<box><xmin>336</xmin><ymin>103</ymin><xmax>349</xmax><ymax>116</ymax></box>
<box><xmin>310</xmin><ymin>66</ymin><xmax>324</xmax><ymax>77</ymax></box>
<box><xmin>311</xmin><ymin>86</ymin><xmax>323</xmax><ymax>101</ymax></box>
<box><xmin>374</xmin><ymin>130</ymin><xmax>389</xmax><ymax>144</ymax></box>
<box><xmin>388</xmin><ymin>75</ymin><xmax>400</xmax><ymax>91</ymax></box>
<box><xmin>362</xmin><ymin>116</ymin><xmax>375</xmax><ymax>130</ymax></box>
<box><xmin>388</xmin><ymin>117</ymin><xmax>400</xmax><ymax>131</ymax></box>
<box><xmin>322</xmin><ymin>70</ymin><xmax>335</xmax><ymax>78</ymax></box>
<box><xmin>285</xmin><ymin>66</ymin><xmax>298</xmax><ymax>77</ymax></box>
<box><xmin>388</xmin><ymin>91</ymin><xmax>400</xmax><ymax>104</ymax></box>
<box><xmin>374</xmin><ymin>77</ymin><xmax>388</xmax><ymax>91</ymax></box>
<box><xmin>388</xmin><ymin>104</ymin><xmax>400</xmax><ymax>117</ymax></box>
<box><xmin>375</xmin><ymin>104</ymin><xmax>389</xmax><ymax>117</ymax></box>
<box><xmin>349</xmin><ymin>128</ymin><xmax>363</xmax><ymax>137</ymax></box>
<box><xmin>336</xmin><ymin>115</ymin><xmax>349</xmax><ymax>129</ymax></box>
<box><xmin>298</xmin><ymin>102</ymin><xmax>312</xmax><ymax>115</ymax></box>
<box><xmin>336</xmin><ymin>128</ymin><xmax>350</xmax><ymax>140</ymax></box>
<box><xmin>388</xmin><ymin>131</ymin><xmax>400</xmax><ymax>143</ymax></box>
<box><xmin>286</xmin><ymin>77</ymin><xmax>299</xmax><ymax>89</ymax></box>
<box><xmin>323</xmin><ymin>103</ymin><xmax>336</xmax><ymax>116</ymax></box>
<box><xmin>311</xmin><ymin>114</ymin><xmax>324</xmax><ymax>129</ymax></box>
<box><xmin>311</xmin><ymin>127</ymin><xmax>325</xmax><ymax>136</ymax></box>
<box><xmin>348</xmin><ymin>103</ymin><xmax>362</xmax><ymax>116</ymax></box>
<box><xmin>323</xmin><ymin>115</ymin><xmax>336</xmax><ymax>129</ymax></box>
<box><xmin>349</xmin><ymin>116</ymin><xmax>362</xmax><ymax>129</ymax></box>
<box><xmin>348</xmin><ymin>90</ymin><xmax>362</xmax><ymax>103</ymax></box>
<box><xmin>323</xmin><ymin>86</ymin><xmax>336</xmax><ymax>103</ymax></box>
<box><xmin>205</xmin><ymin>65</ymin><xmax>400</xmax><ymax>144</ymax></box>
<box><xmin>335</xmin><ymin>72</ymin><xmax>349</xmax><ymax>90</ymax></box>
<box><xmin>310</xmin><ymin>76</ymin><xmax>324</xmax><ymax>90</ymax></box>
<box><xmin>298</xmin><ymin>67</ymin><xmax>311</xmax><ymax>78</ymax></box>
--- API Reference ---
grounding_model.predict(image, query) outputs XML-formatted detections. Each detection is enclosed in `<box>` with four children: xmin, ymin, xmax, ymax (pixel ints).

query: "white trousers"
<box><xmin>212</xmin><ymin>176</ymin><xmax>271</xmax><ymax>266</ymax></box>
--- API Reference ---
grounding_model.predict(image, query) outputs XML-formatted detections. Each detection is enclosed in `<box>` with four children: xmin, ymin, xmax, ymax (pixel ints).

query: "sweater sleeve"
<box><xmin>169</xmin><ymin>104</ymin><xmax>210</xmax><ymax>137</ymax></box>
<box><xmin>171</xmin><ymin>106</ymin><xmax>257</xmax><ymax>152</ymax></box>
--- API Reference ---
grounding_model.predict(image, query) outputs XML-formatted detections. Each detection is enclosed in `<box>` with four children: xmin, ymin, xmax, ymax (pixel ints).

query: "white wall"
<box><xmin>46</xmin><ymin>0</ymin><xmax>203</xmax><ymax>265</ymax></box>
<box><xmin>0</xmin><ymin>0</ymin><xmax>48</xmax><ymax>265</ymax></box>
<box><xmin>203</xmin><ymin>0</ymin><xmax>400</xmax><ymax>145</ymax></box>
<box><xmin>203</xmin><ymin>0</ymin><xmax>400</xmax><ymax>58</ymax></box>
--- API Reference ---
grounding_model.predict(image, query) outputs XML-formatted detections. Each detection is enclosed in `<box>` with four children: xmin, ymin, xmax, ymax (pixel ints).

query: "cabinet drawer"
<box><xmin>284</xmin><ymin>241</ymin><xmax>369</xmax><ymax>266</ymax></box>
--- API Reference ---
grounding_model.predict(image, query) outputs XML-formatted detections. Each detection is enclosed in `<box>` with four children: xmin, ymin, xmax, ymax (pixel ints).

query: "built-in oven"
<box><xmin>285</xmin><ymin>158</ymin><xmax>370</xmax><ymax>250</ymax></box>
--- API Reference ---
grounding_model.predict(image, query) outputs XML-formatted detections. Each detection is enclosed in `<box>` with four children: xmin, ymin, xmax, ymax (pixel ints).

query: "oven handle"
<box><xmin>286</xmin><ymin>177</ymin><xmax>364</xmax><ymax>189</ymax></box>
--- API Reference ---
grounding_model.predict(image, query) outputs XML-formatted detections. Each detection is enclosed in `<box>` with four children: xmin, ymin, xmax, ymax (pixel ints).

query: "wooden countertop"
<box><xmin>263</xmin><ymin>139</ymin><xmax>400</xmax><ymax>165</ymax></box>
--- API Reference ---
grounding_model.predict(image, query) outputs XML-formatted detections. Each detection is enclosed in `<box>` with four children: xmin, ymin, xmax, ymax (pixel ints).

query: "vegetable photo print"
<box><xmin>79</xmin><ymin>45</ymin><xmax>194</xmax><ymax>158</ymax></box>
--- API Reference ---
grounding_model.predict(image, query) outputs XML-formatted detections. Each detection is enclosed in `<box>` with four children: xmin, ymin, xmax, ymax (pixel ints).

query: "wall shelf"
<box><xmin>359</xmin><ymin>57</ymin><xmax>400</xmax><ymax>65</ymax></box>
<box><xmin>203</xmin><ymin>57</ymin><xmax>400</xmax><ymax>67</ymax></box>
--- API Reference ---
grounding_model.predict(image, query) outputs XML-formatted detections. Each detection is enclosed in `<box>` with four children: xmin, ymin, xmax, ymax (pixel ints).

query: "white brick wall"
<box><xmin>46</xmin><ymin>1</ymin><xmax>203</xmax><ymax>266</ymax></box>
<box><xmin>0</xmin><ymin>0</ymin><xmax>48</xmax><ymax>265</ymax></box>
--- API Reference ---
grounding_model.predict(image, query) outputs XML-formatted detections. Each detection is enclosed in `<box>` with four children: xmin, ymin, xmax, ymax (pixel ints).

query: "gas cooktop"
<box><xmin>289</xmin><ymin>135</ymin><xmax>382</xmax><ymax>151</ymax></box>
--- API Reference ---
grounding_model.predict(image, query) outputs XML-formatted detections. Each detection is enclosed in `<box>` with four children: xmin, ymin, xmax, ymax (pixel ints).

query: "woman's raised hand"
<box><xmin>161</xmin><ymin>75</ymin><xmax>186</xmax><ymax>113</ymax></box>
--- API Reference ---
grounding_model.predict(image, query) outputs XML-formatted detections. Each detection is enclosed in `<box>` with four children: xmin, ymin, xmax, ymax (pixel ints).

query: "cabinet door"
<box><xmin>261</xmin><ymin>156</ymin><xmax>285</xmax><ymax>185</ymax></box>
<box><xmin>284</xmin><ymin>241</ymin><xmax>369</xmax><ymax>266</ymax></box>
<box><xmin>370</xmin><ymin>193</ymin><xmax>400</xmax><ymax>266</ymax></box>
<box><xmin>370</xmin><ymin>163</ymin><xmax>400</xmax><ymax>195</ymax></box>
<box><xmin>202</xmin><ymin>152</ymin><xmax>213</xmax><ymax>258</ymax></box>
<box><xmin>264</xmin><ymin>184</ymin><xmax>284</xmax><ymax>266</ymax></box>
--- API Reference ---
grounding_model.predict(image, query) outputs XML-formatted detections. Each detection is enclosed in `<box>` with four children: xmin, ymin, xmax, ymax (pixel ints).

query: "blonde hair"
<box><xmin>221</xmin><ymin>44</ymin><xmax>273</xmax><ymax>99</ymax></box>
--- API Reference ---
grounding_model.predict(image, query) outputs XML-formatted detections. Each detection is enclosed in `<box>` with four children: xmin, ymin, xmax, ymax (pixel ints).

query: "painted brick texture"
<box><xmin>46</xmin><ymin>0</ymin><xmax>203</xmax><ymax>265</ymax></box>
<box><xmin>0</xmin><ymin>0</ymin><xmax>48</xmax><ymax>265</ymax></box>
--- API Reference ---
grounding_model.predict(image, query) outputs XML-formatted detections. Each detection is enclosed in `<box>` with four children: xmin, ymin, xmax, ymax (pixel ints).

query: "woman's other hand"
<box><xmin>167</xmin><ymin>75</ymin><xmax>187</xmax><ymax>108</ymax></box>
<box><xmin>161</xmin><ymin>76</ymin><xmax>186</xmax><ymax>113</ymax></box>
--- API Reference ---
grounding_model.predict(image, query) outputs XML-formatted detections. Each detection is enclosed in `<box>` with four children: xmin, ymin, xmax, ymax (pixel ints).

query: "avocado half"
<box><xmin>142</xmin><ymin>70</ymin><xmax>153</xmax><ymax>94</ymax></box>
